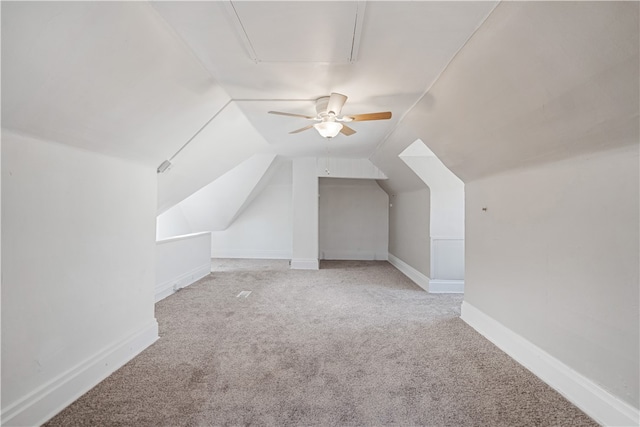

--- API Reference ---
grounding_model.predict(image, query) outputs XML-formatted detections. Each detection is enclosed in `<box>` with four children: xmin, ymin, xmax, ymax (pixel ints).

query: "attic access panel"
<box><xmin>226</xmin><ymin>1</ymin><xmax>365</xmax><ymax>63</ymax></box>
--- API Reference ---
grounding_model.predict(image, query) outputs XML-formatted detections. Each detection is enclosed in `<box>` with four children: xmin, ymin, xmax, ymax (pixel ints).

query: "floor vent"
<box><xmin>236</xmin><ymin>291</ymin><xmax>252</xmax><ymax>298</ymax></box>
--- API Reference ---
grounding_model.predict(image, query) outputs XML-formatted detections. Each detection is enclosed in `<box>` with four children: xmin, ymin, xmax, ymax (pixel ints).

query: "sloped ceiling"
<box><xmin>157</xmin><ymin>102</ymin><xmax>271</xmax><ymax>212</ymax></box>
<box><xmin>1</xmin><ymin>1</ymin><xmax>230</xmax><ymax>167</ymax></box>
<box><xmin>400</xmin><ymin>1</ymin><xmax>640</xmax><ymax>182</ymax></box>
<box><xmin>158</xmin><ymin>154</ymin><xmax>278</xmax><ymax>235</ymax></box>
<box><xmin>2</xmin><ymin>1</ymin><xmax>638</xmax><ymax>201</ymax></box>
<box><xmin>1</xmin><ymin>0</ymin><xmax>496</xmax><ymax>207</ymax></box>
<box><xmin>150</xmin><ymin>1</ymin><xmax>497</xmax><ymax>158</ymax></box>
<box><xmin>370</xmin><ymin>124</ymin><xmax>427</xmax><ymax>196</ymax></box>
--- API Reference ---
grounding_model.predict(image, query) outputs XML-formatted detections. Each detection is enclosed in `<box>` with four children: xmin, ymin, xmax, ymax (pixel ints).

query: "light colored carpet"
<box><xmin>46</xmin><ymin>260</ymin><xmax>597</xmax><ymax>426</ymax></box>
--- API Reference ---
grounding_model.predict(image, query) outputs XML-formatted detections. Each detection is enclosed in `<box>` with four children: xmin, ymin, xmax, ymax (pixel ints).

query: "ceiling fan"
<box><xmin>268</xmin><ymin>93</ymin><xmax>392</xmax><ymax>138</ymax></box>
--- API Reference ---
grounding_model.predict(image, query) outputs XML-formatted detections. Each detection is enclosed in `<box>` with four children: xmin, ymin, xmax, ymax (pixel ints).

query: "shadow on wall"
<box><xmin>399</xmin><ymin>139</ymin><xmax>465</xmax><ymax>285</ymax></box>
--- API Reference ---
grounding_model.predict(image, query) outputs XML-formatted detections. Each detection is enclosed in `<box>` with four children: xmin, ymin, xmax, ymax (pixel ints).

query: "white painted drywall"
<box><xmin>156</xmin><ymin>205</ymin><xmax>191</xmax><ymax>239</ymax></box>
<box><xmin>465</xmin><ymin>145</ymin><xmax>639</xmax><ymax>409</ymax></box>
<box><xmin>157</xmin><ymin>154</ymin><xmax>277</xmax><ymax>237</ymax></box>
<box><xmin>1</xmin><ymin>2</ymin><xmax>230</xmax><ymax>168</ymax></box>
<box><xmin>430</xmin><ymin>238</ymin><xmax>464</xmax><ymax>281</ymax></box>
<box><xmin>156</xmin><ymin>232</ymin><xmax>211</xmax><ymax>302</ymax></box>
<box><xmin>319</xmin><ymin>178</ymin><xmax>388</xmax><ymax>260</ymax></box>
<box><xmin>151</xmin><ymin>1</ymin><xmax>497</xmax><ymax>159</ymax></box>
<box><xmin>370</xmin><ymin>124</ymin><xmax>427</xmax><ymax>196</ymax></box>
<box><xmin>403</xmin><ymin>2</ymin><xmax>638</xmax><ymax>182</ymax></box>
<box><xmin>156</xmin><ymin>159</ymin><xmax>293</xmax><ymax>259</ymax></box>
<box><xmin>399</xmin><ymin>140</ymin><xmax>465</xmax><ymax>282</ymax></box>
<box><xmin>1</xmin><ymin>131</ymin><xmax>158</xmax><ymax>422</ymax></box>
<box><xmin>388</xmin><ymin>188</ymin><xmax>431</xmax><ymax>278</ymax></box>
<box><xmin>291</xmin><ymin>158</ymin><xmax>319</xmax><ymax>269</ymax></box>
<box><xmin>316</xmin><ymin>158</ymin><xmax>387</xmax><ymax>180</ymax></box>
<box><xmin>157</xmin><ymin>102</ymin><xmax>271</xmax><ymax>213</ymax></box>
<box><xmin>370</xmin><ymin>121</ymin><xmax>434</xmax><ymax>287</ymax></box>
<box><xmin>210</xmin><ymin>160</ymin><xmax>293</xmax><ymax>259</ymax></box>
<box><xmin>399</xmin><ymin>140</ymin><xmax>464</xmax><ymax>239</ymax></box>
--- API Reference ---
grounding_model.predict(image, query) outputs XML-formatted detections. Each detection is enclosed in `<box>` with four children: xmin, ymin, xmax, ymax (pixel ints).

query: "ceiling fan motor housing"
<box><xmin>268</xmin><ymin>93</ymin><xmax>391</xmax><ymax>136</ymax></box>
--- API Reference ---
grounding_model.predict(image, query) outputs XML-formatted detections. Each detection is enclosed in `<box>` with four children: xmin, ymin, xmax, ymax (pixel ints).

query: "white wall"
<box><xmin>210</xmin><ymin>160</ymin><xmax>293</xmax><ymax>259</ymax></box>
<box><xmin>291</xmin><ymin>157</ymin><xmax>319</xmax><ymax>269</ymax></box>
<box><xmin>156</xmin><ymin>204</ymin><xmax>191</xmax><ymax>239</ymax></box>
<box><xmin>319</xmin><ymin>178</ymin><xmax>388</xmax><ymax>260</ymax></box>
<box><xmin>159</xmin><ymin>159</ymin><xmax>390</xmax><ymax>264</ymax></box>
<box><xmin>1</xmin><ymin>131</ymin><xmax>158</xmax><ymax>425</ymax></box>
<box><xmin>388</xmin><ymin>188</ymin><xmax>430</xmax><ymax>279</ymax></box>
<box><xmin>399</xmin><ymin>140</ymin><xmax>464</xmax><ymax>239</ymax></box>
<box><xmin>157</xmin><ymin>159</ymin><xmax>293</xmax><ymax>259</ymax></box>
<box><xmin>156</xmin><ymin>103</ymin><xmax>271</xmax><ymax>213</ymax></box>
<box><xmin>316</xmin><ymin>158</ymin><xmax>387</xmax><ymax>180</ymax></box>
<box><xmin>156</xmin><ymin>154</ymin><xmax>277</xmax><ymax>238</ymax></box>
<box><xmin>161</xmin><ymin>160</ymin><xmax>391</xmax><ymax>263</ymax></box>
<box><xmin>399</xmin><ymin>140</ymin><xmax>465</xmax><ymax>284</ymax></box>
<box><xmin>156</xmin><ymin>232</ymin><xmax>211</xmax><ymax>302</ymax></box>
<box><xmin>464</xmin><ymin>145</ymin><xmax>639</xmax><ymax>410</ymax></box>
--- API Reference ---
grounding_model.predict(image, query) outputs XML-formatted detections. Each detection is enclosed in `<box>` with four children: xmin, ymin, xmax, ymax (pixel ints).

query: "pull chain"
<box><xmin>325</xmin><ymin>140</ymin><xmax>330</xmax><ymax>175</ymax></box>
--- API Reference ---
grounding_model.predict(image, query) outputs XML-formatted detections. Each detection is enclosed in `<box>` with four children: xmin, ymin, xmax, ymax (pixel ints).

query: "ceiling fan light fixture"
<box><xmin>268</xmin><ymin>93</ymin><xmax>392</xmax><ymax>137</ymax></box>
<box><xmin>314</xmin><ymin>121</ymin><xmax>343</xmax><ymax>138</ymax></box>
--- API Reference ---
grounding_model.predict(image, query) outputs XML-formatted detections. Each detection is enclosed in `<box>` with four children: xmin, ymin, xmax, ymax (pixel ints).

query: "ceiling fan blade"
<box><xmin>289</xmin><ymin>124</ymin><xmax>315</xmax><ymax>134</ymax></box>
<box><xmin>327</xmin><ymin>93</ymin><xmax>348</xmax><ymax>115</ymax></box>
<box><xmin>268</xmin><ymin>111</ymin><xmax>316</xmax><ymax>119</ymax></box>
<box><xmin>347</xmin><ymin>112</ymin><xmax>392</xmax><ymax>121</ymax></box>
<box><xmin>340</xmin><ymin>124</ymin><xmax>357</xmax><ymax>136</ymax></box>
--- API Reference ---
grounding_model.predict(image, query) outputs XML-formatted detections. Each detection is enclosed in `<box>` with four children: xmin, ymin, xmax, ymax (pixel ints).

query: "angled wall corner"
<box><xmin>157</xmin><ymin>102</ymin><xmax>270</xmax><ymax>213</ymax></box>
<box><xmin>157</xmin><ymin>153</ymin><xmax>278</xmax><ymax>239</ymax></box>
<box><xmin>399</xmin><ymin>139</ymin><xmax>465</xmax><ymax>288</ymax></box>
<box><xmin>291</xmin><ymin>157</ymin><xmax>319</xmax><ymax>270</ymax></box>
<box><xmin>209</xmin><ymin>159</ymin><xmax>294</xmax><ymax>260</ymax></box>
<box><xmin>398</xmin><ymin>139</ymin><xmax>464</xmax><ymax>239</ymax></box>
<box><xmin>368</xmin><ymin>124</ymin><xmax>433</xmax><ymax>288</ymax></box>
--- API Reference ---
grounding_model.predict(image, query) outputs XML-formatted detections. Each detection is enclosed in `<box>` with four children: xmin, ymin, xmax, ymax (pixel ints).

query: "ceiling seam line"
<box><xmin>169</xmin><ymin>99</ymin><xmax>233</xmax><ymax>162</ymax></box>
<box><xmin>350</xmin><ymin>5</ymin><xmax>359</xmax><ymax>61</ymax></box>
<box><xmin>145</xmin><ymin>2</ymin><xmax>222</xmax><ymax>85</ymax></box>
<box><xmin>229</xmin><ymin>1</ymin><xmax>259</xmax><ymax>63</ymax></box>
<box><xmin>369</xmin><ymin>0</ymin><xmax>503</xmax><ymax>160</ymax></box>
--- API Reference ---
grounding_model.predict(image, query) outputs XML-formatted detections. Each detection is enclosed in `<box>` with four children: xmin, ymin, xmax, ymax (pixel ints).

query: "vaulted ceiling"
<box><xmin>2</xmin><ymin>1</ymin><xmax>638</xmax><ymax>206</ymax></box>
<box><xmin>150</xmin><ymin>1</ymin><xmax>496</xmax><ymax>158</ymax></box>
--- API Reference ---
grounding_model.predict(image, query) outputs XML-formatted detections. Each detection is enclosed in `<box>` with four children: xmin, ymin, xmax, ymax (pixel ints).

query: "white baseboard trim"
<box><xmin>387</xmin><ymin>253</ymin><xmax>430</xmax><ymax>292</ymax></box>
<box><xmin>1</xmin><ymin>320</ymin><xmax>159</xmax><ymax>427</ymax></box>
<box><xmin>428</xmin><ymin>279</ymin><xmax>464</xmax><ymax>293</ymax></box>
<box><xmin>461</xmin><ymin>302</ymin><xmax>639</xmax><ymax>427</ymax></box>
<box><xmin>210</xmin><ymin>249</ymin><xmax>292</xmax><ymax>259</ymax></box>
<box><xmin>155</xmin><ymin>262</ymin><xmax>210</xmax><ymax>302</ymax></box>
<box><xmin>290</xmin><ymin>258</ymin><xmax>319</xmax><ymax>270</ymax></box>
<box><xmin>320</xmin><ymin>250</ymin><xmax>388</xmax><ymax>261</ymax></box>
